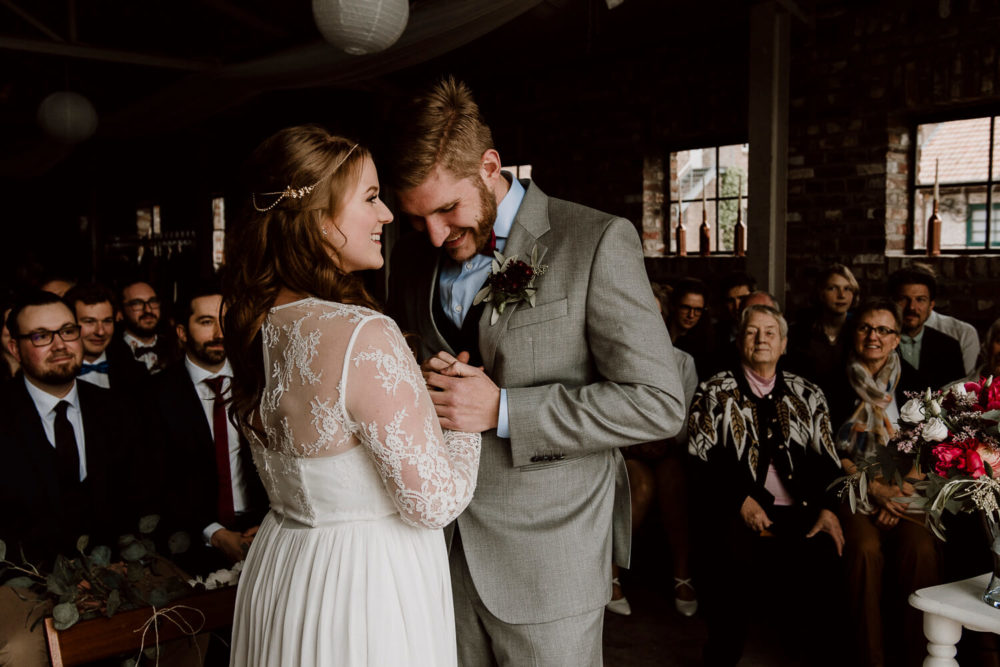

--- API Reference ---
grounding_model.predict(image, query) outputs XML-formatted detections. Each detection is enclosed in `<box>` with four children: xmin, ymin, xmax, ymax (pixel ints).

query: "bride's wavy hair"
<box><xmin>222</xmin><ymin>124</ymin><xmax>380</xmax><ymax>435</ymax></box>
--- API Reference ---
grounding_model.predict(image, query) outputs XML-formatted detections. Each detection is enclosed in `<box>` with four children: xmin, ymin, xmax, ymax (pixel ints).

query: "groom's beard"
<box><xmin>470</xmin><ymin>176</ymin><xmax>499</xmax><ymax>256</ymax></box>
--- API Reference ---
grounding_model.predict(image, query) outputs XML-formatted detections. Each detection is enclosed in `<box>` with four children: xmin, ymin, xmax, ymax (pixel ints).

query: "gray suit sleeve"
<box><xmin>505</xmin><ymin>217</ymin><xmax>687</xmax><ymax>467</ymax></box>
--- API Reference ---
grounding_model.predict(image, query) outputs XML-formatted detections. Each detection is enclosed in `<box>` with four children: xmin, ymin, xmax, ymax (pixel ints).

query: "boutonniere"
<box><xmin>473</xmin><ymin>246</ymin><xmax>548</xmax><ymax>325</ymax></box>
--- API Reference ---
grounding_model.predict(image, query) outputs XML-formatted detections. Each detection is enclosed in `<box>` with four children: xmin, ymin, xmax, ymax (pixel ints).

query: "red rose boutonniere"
<box><xmin>473</xmin><ymin>246</ymin><xmax>548</xmax><ymax>325</ymax></box>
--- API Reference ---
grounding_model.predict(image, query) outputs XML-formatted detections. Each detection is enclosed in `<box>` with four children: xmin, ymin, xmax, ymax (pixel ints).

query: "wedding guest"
<box><xmin>710</xmin><ymin>272</ymin><xmax>756</xmax><ymax>361</ymax></box>
<box><xmin>688</xmin><ymin>304</ymin><xmax>844</xmax><ymax>667</ymax></box>
<box><xmin>908</xmin><ymin>263</ymin><xmax>981</xmax><ymax>376</ymax></box>
<box><xmin>834</xmin><ymin>298</ymin><xmax>940</xmax><ymax>667</ymax></box>
<box><xmin>39</xmin><ymin>273</ymin><xmax>76</xmax><ymax>298</ymax></box>
<box><xmin>667</xmin><ymin>277</ymin><xmax>713</xmax><ymax>379</ymax></box>
<box><xmin>969</xmin><ymin>318</ymin><xmax>1000</xmax><ymax>381</ymax></box>
<box><xmin>387</xmin><ymin>78</ymin><xmax>684</xmax><ymax>666</ymax></box>
<box><xmin>787</xmin><ymin>263</ymin><xmax>859</xmax><ymax>415</ymax></box>
<box><xmin>888</xmin><ymin>268</ymin><xmax>964</xmax><ymax>401</ymax></box>
<box><xmin>0</xmin><ymin>290</ymin><xmax>143</xmax><ymax>665</ymax></box>
<box><xmin>609</xmin><ymin>282</ymin><xmax>699</xmax><ymax>618</ymax></box>
<box><xmin>107</xmin><ymin>280</ymin><xmax>178</xmax><ymax>376</ymax></box>
<box><xmin>149</xmin><ymin>283</ymin><xmax>267</xmax><ymax>576</ymax></box>
<box><xmin>0</xmin><ymin>303</ymin><xmax>18</xmax><ymax>381</ymax></box>
<box><xmin>64</xmin><ymin>283</ymin><xmax>147</xmax><ymax>393</ymax></box>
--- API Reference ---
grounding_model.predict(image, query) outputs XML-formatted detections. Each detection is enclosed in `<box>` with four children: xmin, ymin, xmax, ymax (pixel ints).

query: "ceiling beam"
<box><xmin>0</xmin><ymin>0</ymin><xmax>65</xmax><ymax>42</ymax></box>
<box><xmin>0</xmin><ymin>37</ymin><xmax>217</xmax><ymax>71</ymax></box>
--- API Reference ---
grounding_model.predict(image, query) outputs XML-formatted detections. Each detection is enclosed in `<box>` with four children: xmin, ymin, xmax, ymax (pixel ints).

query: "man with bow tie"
<box><xmin>149</xmin><ymin>283</ymin><xmax>266</xmax><ymax>576</ymax></box>
<box><xmin>107</xmin><ymin>279</ymin><xmax>179</xmax><ymax>376</ymax></box>
<box><xmin>64</xmin><ymin>283</ymin><xmax>147</xmax><ymax>393</ymax></box>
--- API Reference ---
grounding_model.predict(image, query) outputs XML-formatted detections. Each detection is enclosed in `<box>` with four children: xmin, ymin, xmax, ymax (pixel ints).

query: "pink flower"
<box><xmin>977</xmin><ymin>445</ymin><xmax>1000</xmax><ymax>478</ymax></box>
<box><xmin>933</xmin><ymin>444</ymin><xmax>967</xmax><ymax>477</ymax></box>
<box><xmin>965</xmin><ymin>377</ymin><xmax>1000</xmax><ymax>411</ymax></box>
<box><xmin>932</xmin><ymin>439</ymin><xmax>986</xmax><ymax>479</ymax></box>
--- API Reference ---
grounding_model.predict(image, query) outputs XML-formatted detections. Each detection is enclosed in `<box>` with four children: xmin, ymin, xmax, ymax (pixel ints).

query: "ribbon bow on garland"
<box><xmin>473</xmin><ymin>246</ymin><xmax>547</xmax><ymax>325</ymax></box>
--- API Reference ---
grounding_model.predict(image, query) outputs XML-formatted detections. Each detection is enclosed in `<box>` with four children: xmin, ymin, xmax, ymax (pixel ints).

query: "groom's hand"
<box><xmin>422</xmin><ymin>350</ymin><xmax>499</xmax><ymax>432</ymax></box>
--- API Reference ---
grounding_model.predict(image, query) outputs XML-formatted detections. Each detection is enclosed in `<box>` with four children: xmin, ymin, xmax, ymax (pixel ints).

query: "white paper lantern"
<box><xmin>37</xmin><ymin>91</ymin><xmax>98</xmax><ymax>143</ymax></box>
<box><xmin>312</xmin><ymin>0</ymin><xmax>409</xmax><ymax>55</ymax></box>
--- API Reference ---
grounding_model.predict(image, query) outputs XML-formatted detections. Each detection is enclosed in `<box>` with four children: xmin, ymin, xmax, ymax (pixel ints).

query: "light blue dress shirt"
<box><xmin>437</xmin><ymin>175</ymin><xmax>526</xmax><ymax>438</ymax></box>
<box><xmin>899</xmin><ymin>327</ymin><xmax>925</xmax><ymax>370</ymax></box>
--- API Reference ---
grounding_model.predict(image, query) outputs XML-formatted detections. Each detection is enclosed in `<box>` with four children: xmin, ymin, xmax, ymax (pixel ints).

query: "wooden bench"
<box><xmin>44</xmin><ymin>586</ymin><xmax>237</xmax><ymax>667</ymax></box>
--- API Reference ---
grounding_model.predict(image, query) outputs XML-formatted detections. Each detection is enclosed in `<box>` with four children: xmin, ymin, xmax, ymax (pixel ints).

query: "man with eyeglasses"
<box><xmin>0</xmin><ymin>290</ymin><xmax>145</xmax><ymax>666</ymax></box>
<box><xmin>109</xmin><ymin>279</ymin><xmax>178</xmax><ymax>376</ymax></box>
<box><xmin>888</xmin><ymin>268</ymin><xmax>964</xmax><ymax>402</ymax></box>
<box><xmin>64</xmin><ymin>283</ymin><xmax>147</xmax><ymax>393</ymax></box>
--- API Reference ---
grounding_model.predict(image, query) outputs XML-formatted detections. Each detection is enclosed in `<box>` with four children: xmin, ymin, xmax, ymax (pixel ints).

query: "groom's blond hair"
<box><xmin>391</xmin><ymin>76</ymin><xmax>495</xmax><ymax>190</ymax></box>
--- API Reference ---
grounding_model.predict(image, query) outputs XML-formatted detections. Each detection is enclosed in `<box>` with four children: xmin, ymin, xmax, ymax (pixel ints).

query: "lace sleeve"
<box><xmin>344</xmin><ymin>316</ymin><xmax>481</xmax><ymax>529</ymax></box>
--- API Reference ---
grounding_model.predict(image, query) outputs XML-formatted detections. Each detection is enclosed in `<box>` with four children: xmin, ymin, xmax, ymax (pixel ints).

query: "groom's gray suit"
<box><xmin>388</xmin><ymin>179</ymin><xmax>685</xmax><ymax>662</ymax></box>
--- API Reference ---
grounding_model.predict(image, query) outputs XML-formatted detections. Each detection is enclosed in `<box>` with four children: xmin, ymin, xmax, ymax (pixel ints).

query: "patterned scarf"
<box><xmin>837</xmin><ymin>352</ymin><xmax>901</xmax><ymax>459</ymax></box>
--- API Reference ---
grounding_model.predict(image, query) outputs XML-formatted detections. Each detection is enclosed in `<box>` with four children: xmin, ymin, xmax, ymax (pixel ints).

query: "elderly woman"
<box><xmin>833</xmin><ymin>298</ymin><xmax>940</xmax><ymax>667</ymax></box>
<box><xmin>688</xmin><ymin>304</ymin><xmax>844</xmax><ymax>667</ymax></box>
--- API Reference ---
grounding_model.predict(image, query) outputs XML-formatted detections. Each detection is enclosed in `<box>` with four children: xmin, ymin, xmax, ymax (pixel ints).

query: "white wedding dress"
<box><xmin>230</xmin><ymin>298</ymin><xmax>481</xmax><ymax>666</ymax></box>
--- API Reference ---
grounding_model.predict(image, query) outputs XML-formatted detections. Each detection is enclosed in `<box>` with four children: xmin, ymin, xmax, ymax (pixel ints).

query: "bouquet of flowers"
<box><xmin>838</xmin><ymin>377</ymin><xmax>1000</xmax><ymax>539</ymax></box>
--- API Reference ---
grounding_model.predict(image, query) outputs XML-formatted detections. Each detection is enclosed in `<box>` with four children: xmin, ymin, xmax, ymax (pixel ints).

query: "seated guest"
<box><xmin>108</xmin><ymin>280</ymin><xmax>179</xmax><ymax>376</ymax></box>
<box><xmin>609</xmin><ymin>283</ymin><xmax>699</xmax><ymax>617</ymax></box>
<box><xmin>149</xmin><ymin>284</ymin><xmax>267</xmax><ymax>576</ymax></box>
<box><xmin>38</xmin><ymin>274</ymin><xmax>76</xmax><ymax>298</ymax></box>
<box><xmin>0</xmin><ymin>302</ymin><xmax>17</xmax><ymax>381</ymax></box>
<box><xmin>787</xmin><ymin>263</ymin><xmax>859</xmax><ymax>413</ymax></box>
<box><xmin>834</xmin><ymin>299</ymin><xmax>940</xmax><ymax>667</ymax></box>
<box><xmin>888</xmin><ymin>267</ymin><xmax>964</xmax><ymax>401</ymax></box>
<box><xmin>907</xmin><ymin>263</ymin><xmax>981</xmax><ymax>376</ymax></box>
<box><xmin>64</xmin><ymin>283</ymin><xmax>147</xmax><ymax>392</ymax></box>
<box><xmin>688</xmin><ymin>304</ymin><xmax>844</xmax><ymax>667</ymax></box>
<box><xmin>0</xmin><ymin>291</ymin><xmax>144</xmax><ymax>665</ymax></box>
<box><xmin>667</xmin><ymin>277</ymin><xmax>713</xmax><ymax>378</ymax></box>
<box><xmin>970</xmin><ymin>317</ymin><xmax>1000</xmax><ymax>381</ymax></box>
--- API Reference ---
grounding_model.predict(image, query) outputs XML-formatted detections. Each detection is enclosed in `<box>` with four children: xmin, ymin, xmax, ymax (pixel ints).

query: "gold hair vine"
<box><xmin>251</xmin><ymin>143</ymin><xmax>359</xmax><ymax>213</ymax></box>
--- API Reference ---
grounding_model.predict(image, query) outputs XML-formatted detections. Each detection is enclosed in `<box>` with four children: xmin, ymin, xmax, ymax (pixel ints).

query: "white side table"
<box><xmin>909</xmin><ymin>573</ymin><xmax>1000</xmax><ymax>666</ymax></box>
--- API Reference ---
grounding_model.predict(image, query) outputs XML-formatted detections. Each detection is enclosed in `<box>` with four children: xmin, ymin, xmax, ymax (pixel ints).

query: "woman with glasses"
<box><xmin>667</xmin><ymin>277</ymin><xmax>713</xmax><ymax>379</ymax></box>
<box><xmin>835</xmin><ymin>298</ymin><xmax>940</xmax><ymax>667</ymax></box>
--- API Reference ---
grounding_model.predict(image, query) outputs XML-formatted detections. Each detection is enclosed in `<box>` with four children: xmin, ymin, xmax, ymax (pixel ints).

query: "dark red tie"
<box><xmin>478</xmin><ymin>230</ymin><xmax>497</xmax><ymax>257</ymax></box>
<box><xmin>203</xmin><ymin>377</ymin><xmax>235</xmax><ymax>526</ymax></box>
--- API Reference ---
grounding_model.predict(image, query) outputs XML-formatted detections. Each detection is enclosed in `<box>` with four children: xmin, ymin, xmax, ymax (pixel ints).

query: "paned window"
<box><xmin>668</xmin><ymin>144</ymin><xmax>748</xmax><ymax>253</ymax></box>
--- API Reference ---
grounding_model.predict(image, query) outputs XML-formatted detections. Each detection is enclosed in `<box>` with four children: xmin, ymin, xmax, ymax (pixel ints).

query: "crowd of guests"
<box><xmin>0</xmin><ymin>275</ymin><xmax>264</xmax><ymax>666</ymax></box>
<box><xmin>611</xmin><ymin>264</ymin><xmax>997</xmax><ymax>667</ymax></box>
<box><xmin>0</xmin><ymin>259</ymin><xmax>994</xmax><ymax>666</ymax></box>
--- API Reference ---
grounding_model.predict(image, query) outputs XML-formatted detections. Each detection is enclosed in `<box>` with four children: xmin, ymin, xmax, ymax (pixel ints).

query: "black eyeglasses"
<box><xmin>857</xmin><ymin>323</ymin><xmax>898</xmax><ymax>337</ymax></box>
<box><xmin>677</xmin><ymin>305</ymin><xmax>706</xmax><ymax>315</ymax></box>
<box><xmin>124</xmin><ymin>297</ymin><xmax>161</xmax><ymax>312</ymax></box>
<box><xmin>17</xmin><ymin>325</ymin><xmax>82</xmax><ymax>347</ymax></box>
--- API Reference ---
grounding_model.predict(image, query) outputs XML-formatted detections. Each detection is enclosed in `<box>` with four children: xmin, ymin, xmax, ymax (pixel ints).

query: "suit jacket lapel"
<box><xmin>479</xmin><ymin>180</ymin><xmax>550</xmax><ymax>372</ymax></box>
<box><xmin>424</xmin><ymin>255</ymin><xmax>455</xmax><ymax>357</ymax></box>
<box><xmin>11</xmin><ymin>381</ymin><xmax>60</xmax><ymax>509</ymax></box>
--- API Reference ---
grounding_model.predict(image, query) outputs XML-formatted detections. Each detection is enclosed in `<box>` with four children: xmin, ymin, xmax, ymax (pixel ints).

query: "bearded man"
<box><xmin>387</xmin><ymin>78</ymin><xmax>685</xmax><ymax>666</ymax></box>
<box><xmin>108</xmin><ymin>279</ymin><xmax>178</xmax><ymax>375</ymax></box>
<box><xmin>148</xmin><ymin>284</ymin><xmax>266</xmax><ymax>576</ymax></box>
<box><xmin>0</xmin><ymin>290</ymin><xmax>140</xmax><ymax>666</ymax></box>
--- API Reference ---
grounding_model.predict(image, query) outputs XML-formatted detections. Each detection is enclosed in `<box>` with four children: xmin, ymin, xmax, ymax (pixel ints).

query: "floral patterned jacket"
<box><xmin>688</xmin><ymin>367</ymin><xmax>842</xmax><ymax>515</ymax></box>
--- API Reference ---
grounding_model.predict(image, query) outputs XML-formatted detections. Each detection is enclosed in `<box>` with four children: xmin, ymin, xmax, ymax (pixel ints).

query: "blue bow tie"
<box><xmin>79</xmin><ymin>361</ymin><xmax>110</xmax><ymax>375</ymax></box>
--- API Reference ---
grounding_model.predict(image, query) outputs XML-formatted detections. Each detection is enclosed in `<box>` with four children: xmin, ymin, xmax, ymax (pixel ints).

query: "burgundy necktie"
<box><xmin>203</xmin><ymin>377</ymin><xmax>235</xmax><ymax>526</ymax></box>
<box><xmin>478</xmin><ymin>230</ymin><xmax>498</xmax><ymax>257</ymax></box>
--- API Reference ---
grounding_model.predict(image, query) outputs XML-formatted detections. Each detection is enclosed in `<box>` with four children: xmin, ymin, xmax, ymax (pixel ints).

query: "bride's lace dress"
<box><xmin>230</xmin><ymin>298</ymin><xmax>481</xmax><ymax>666</ymax></box>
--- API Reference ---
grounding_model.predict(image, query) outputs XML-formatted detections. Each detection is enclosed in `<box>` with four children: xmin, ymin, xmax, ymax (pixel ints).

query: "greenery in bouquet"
<box><xmin>0</xmin><ymin>515</ymin><xmax>194</xmax><ymax>631</ymax></box>
<box><xmin>836</xmin><ymin>377</ymin><xmax>1000</xmax><ymax>539</ymax></box>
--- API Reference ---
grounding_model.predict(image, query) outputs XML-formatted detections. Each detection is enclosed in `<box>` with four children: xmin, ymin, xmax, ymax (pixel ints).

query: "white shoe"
<box><xmin>674</xmin><ymin>577</ymin><xmax>698</xmax><ymax>617</ymax></box>
<box><xmin>606</xmin><ymin>577</ymin><xmax>632</xmax><ymax>616</ymax></box>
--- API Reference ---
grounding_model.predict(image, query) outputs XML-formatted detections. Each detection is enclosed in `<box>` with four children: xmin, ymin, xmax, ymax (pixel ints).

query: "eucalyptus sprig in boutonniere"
<box><xmin>473</xmin><ymin>246</ymin><xmax>548</xmax><ymax>325</ymax></box>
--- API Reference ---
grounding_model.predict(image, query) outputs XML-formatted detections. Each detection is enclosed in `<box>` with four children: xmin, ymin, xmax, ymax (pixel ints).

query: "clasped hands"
<box><xmin>421</xmin><ymin>350</ymin><xmax>500</xmax><ymax>432</ymax></box>
<box><xmin>739</xmin><ymin>496</ymin><xmax>844</xmax><ymax>556</ymax></box>
<box><xmin>868</xmin><ymin>478</ymin><xmax>916</xmax><ymax>530</ymax></box>
<box><xmin>211</xmin><ymin>526</ymin><xmax>259</xmax><ymax>563</ymax></box>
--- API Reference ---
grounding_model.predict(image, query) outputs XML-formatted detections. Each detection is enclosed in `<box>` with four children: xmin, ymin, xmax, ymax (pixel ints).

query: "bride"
<box><xmin>223</xmin><ymin>125</ymin><xmax>481</xmax><ymax>666</ymax></box>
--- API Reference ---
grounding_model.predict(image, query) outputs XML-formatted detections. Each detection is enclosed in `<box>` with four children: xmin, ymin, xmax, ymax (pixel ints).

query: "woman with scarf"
<box><xmin>688</xmin><ymin>304</ymin><xmax>844</xmax><ymax>667</ymax></box>
<box><xmin>834</xmin><ymin>298</ymin><xmax>941</xmax><ymax>667</ymax></box>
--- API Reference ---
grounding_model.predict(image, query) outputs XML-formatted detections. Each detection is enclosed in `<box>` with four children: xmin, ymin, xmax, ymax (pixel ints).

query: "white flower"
<box><xmin>190</xmin><ymin>561</ymin><xmax>244</xmax><ymax>590</ymax></box>
<box><xmin>922</xmin><ymin>418</ymin><xmax>949</xmax><ymax>442</ymax></box>
<box><xmin>928</xmin><ymin>399</ymin><xmax>942</xmax><ymax>416</ymax></box>
<box><xmin>900</xmin><ymin>398</ymin><xmax>926</xmax><ymax>424</ymax></box>
<box><xmin>951</xmin><ymin>384</ymin><xmax>968</xmax><ymax>399</ymax></box>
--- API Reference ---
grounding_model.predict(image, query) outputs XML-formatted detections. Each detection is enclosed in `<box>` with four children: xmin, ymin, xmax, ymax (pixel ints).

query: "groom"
<box><xmin>387</xmin><ymin>78</ymin><xmax>686</xmax><ymax>666</ymax></box>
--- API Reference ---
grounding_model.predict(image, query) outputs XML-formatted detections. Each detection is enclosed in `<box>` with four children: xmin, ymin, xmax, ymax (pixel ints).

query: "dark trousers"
<box><xmin>695</xmin><ymin>504</ymin><xmax>844</xmax><ymax>667</ymax></box>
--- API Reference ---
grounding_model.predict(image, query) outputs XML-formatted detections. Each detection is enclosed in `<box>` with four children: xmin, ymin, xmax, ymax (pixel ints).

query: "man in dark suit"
<box><xmin>889</xmin><ymin>267</ymin><xmax>965</xmax><ymax>399</ymax></box>
<box><xmin>0</xmin><ymin>290</ymin><xmax>144</xmax><ymax>665</ymax></box>
<box><xmin>150</xmin><ymin>284</ymin><xmax>266</xmax><ymax>576</ymax></box>
<box><xmin>64</xmin><ymin>283</ymin><xmax>147</xmax><ymax>394</ymax></box>
<box><xmin>107</xmin><ymin>279</ymin><xmax>179</xmax><ymax>376</ymax></box>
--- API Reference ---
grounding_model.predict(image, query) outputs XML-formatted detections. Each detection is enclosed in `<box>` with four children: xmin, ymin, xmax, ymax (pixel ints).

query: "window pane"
<box><xmin>994</xmin><ymin>118</ymin><xmax>1000</xmax><ymax>181</ymax></box>
<box><xmin>916</xmin><ymin>118</ymin><xmax>991</xmax><ymax>186</ymax></box>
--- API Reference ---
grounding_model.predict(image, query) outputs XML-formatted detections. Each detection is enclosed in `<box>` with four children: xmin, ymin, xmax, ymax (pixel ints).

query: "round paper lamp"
<box><xmin>312</xmin><ymin>0</ymin><xmax>409</xmax><ymax>55</ymax></box>
<box><xmin>37</xmin><ymin>91</ymin><xmax>98</xmax><ymax>143</ymax></box>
